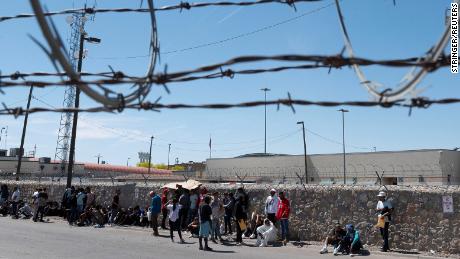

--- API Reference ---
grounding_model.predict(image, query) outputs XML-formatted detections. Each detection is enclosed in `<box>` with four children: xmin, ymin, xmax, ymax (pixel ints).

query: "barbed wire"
<box><xmin>334</xmin><ymin>0</ymin><xmax>457</xmax><ymax>102</ymax></box>
<box><xmin>28</xmin><ymin>0</ymin><xmax>159</xmax><ymax>107</ymax></box>
<box><xmin>1</xmin><ymin>96</ymin><xmax>459</xmax><ymax>117</ymax></box>
<box><xmin>0</xmin><ymin>0</ymin><xmax>322</xmax><ymax>23</ymax></box>
<box><xmin>0</xmin><ymin>54</ymin><xmax>451</xmax><ymax>89</ymax></box>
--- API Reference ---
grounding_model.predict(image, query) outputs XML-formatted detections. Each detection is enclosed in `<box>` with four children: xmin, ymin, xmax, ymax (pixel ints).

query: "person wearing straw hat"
<box><xmin>376</xmin><ymin>191</ymin><xmax>393</xmax><ymax>252</ymax></box>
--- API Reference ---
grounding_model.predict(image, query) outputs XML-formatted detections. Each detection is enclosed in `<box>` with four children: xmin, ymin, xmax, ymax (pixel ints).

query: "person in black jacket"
<box><xmin>199</xmin><ymin>196</ymin><xmax>213</xmax><ymax>251</ymax></box>
<box><xmin>234</xmin><ymin>195</ymin><xmax>247</xmax><ymax>245</ymax></box>
<box><xmin>223</xmin><ymin>192</ymin><xmax>235</xmax><ymax>235</ymax></box>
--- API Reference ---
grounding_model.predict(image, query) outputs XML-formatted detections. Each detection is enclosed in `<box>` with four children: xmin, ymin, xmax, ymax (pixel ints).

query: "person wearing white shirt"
<box><xmin>376</xmin><ymin>191</ymin><xmax>393</xmax><ymax>252</ymax></box>
<box><xmin>255</xmin><ymin>219</ymin><xmax>277</xmax><ymax>247</ymax></box>
<box><xmin>11</xmin><ymin>187</ymin><xmax>20</xmax><ymax>218</ymax></box>
<box><xmin>166</xmin><ymin>198</ymin><xmax>184</xmax><ymax>243</ymax></box>
<box><xmin>264</xmin><ymin>189</ymin><xmax>279</xmax><ymax>225</ymax></box>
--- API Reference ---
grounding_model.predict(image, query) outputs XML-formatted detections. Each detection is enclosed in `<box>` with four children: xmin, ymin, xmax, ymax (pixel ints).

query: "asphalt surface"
<box><xmin>0</xmin><ymin>216</ymin><xmax>435</xmax><ymax>259</ymax></box>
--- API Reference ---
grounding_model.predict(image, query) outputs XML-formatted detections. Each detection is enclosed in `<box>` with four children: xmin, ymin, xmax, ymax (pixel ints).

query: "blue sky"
<box><xmin>0</xmin><ymin>0</ymin><xmax>459</xmax><ymax>166</ymax></box>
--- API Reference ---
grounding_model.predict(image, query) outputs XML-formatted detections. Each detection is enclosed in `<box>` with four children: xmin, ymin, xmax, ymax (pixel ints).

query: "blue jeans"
<box><xmin>211</xmin><ymin>218</ymin><xmax>221</xmax><ymax>240</ymax></box>
<box><xmin>280</xmin><ymin>219</ymin><xmax>289</xmax><ymax>240</ymax></box>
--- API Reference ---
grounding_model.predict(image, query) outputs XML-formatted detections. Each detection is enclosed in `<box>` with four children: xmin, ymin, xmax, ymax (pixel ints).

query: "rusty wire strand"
<box><xmin>0</xmin><ymin>0</ymin><xmax>322</xmax><ymax>23</ymax></box>
<box><xmin>0</xmin><ymin>54</ymin><xmax>451</xmax><ymax>89</ymax></box>
<box><xmin>1</xmin><ymin>97</ymin><xmax>460</xmax><ymax>117</ymax></box>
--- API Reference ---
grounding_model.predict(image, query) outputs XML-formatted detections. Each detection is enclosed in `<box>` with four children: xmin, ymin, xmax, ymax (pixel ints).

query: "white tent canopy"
<box><xmin>162</xmin><ymin>179</ymin><xmax>202</xmax><ymax>190</ymax></box>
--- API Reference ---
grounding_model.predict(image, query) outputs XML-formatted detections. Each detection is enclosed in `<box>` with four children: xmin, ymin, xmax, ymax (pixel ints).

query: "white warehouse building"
<box><xmin>205</xmin><ymin>149</ymin><xmax>460</xmax><ymax>185</ymax></box>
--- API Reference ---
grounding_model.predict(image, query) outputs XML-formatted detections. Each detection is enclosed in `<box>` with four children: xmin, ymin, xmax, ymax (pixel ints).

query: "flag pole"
<box><xmin>209</xmin><ymin>134</ymin><xmax>212</xmax><ymax>159</ymax></box>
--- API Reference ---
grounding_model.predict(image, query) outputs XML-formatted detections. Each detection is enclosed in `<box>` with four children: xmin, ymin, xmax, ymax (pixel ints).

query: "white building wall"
<box><xmin>206</xmin><ymin>150</ymin><xmax>459</xmax><ymax>185</ymax></box>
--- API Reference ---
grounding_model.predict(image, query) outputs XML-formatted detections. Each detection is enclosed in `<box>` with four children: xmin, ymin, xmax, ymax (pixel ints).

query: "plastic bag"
<box><xmin>238</xmin><ymin>219</ymin><xmax>247</xmax><ymax>231</ymax></box>
<box><xmin>375</xmin><ymin>215</ymin><xmax>385</xmax><ymax>228</ymax></box>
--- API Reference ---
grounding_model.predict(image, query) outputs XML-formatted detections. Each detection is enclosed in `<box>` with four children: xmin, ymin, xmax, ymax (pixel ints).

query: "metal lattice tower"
<box><xmin>54</xmin><ymin>13</ymin><xmax>85</xmax><ymax>173</ymax></box>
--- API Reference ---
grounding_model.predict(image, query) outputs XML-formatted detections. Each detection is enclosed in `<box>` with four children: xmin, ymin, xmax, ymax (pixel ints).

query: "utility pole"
<box><xmin>260</xmin><ymin>88</ymin><xmax>270</xmax><ymax>154</ymax></box>
<box><xmin>33</xmin><ymin>144</ymin><xmax>37</xmax><ymax>157</ymax></box>
<box><xmin>338</xmin><ymin>109</ymin><xmax>349</xmax><ymax>184</ymax></box>
<box><xmin>297</xmin><ymin>121</ymin><xmax>308</xmax><ymax>184</ymax></box>
<box><xmin>66</xmin><ymin>11</ymin><xmax>101</xmax><ymax>188</ymax></box>
<box><xmin>148</xmin><ymin>136</ymin><xmax>154</xmax><ymax>175</ymax></box>
<box><xmin>16</xmin><ymin>85</ymin><xmax>34</xmax><ymax>179</ymax></box>
<box><xmin>127</xmin><ymin>157</ymin><xmax>130</xmax><ymax>167</ymax></box>
<box><xmin>167</xmin><ymin>144</ymin><xmax>171</xmax><ymax>170</ymax></box>
<box><xmin>95</xmin><ymin>154</ymin><xmax>102</xmax><ymax>164</ymax></box>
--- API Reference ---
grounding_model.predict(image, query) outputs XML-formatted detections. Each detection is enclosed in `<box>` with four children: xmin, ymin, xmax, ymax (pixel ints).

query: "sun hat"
<box><xmin>377</xmin><ymin>191</ymin><xmax>387</xmax><ymax>197</ymax></box>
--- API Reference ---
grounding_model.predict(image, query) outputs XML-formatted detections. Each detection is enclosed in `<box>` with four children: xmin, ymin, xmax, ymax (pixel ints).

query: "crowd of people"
<box><xmin>0</xmin><ymin>183</ymin><xmax>394</xmax><ymax>255</ymax></box>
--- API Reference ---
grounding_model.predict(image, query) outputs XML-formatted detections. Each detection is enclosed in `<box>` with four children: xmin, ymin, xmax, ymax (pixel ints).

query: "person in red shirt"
<box><xmin>161</xmin><ymin>188</ymin><xmax>169</xmax><ymax>229</ymax></box>
<box><xmin>276</xmin><ymin>191</ymin><xmax>290</xmax><ymax>245</ymax></box>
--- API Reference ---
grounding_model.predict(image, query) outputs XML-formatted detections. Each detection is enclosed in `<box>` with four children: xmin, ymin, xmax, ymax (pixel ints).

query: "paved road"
<box><xmin>0</xmin><ymin>217</ymin><xmax>423</xmax><ymax>259</ymax></box>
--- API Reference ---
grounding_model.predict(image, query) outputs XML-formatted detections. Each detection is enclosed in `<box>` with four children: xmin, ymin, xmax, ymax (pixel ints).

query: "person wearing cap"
<box><xmin>149</xmin><ymin>190</ymin><xmax>161</xmax><ymax>236</ymax></box>
<box><xmin>319</xmin><ymin>221</ymin><xmax>346</xmax><ymax>254</ymax></box>
<box><xmin>264</xmin><ymin>188</ymin><xmax>279</xmax><ymax>225</ymax></box>
<box><xmin>376</xmin><ymin>191</ymin><xmax>393</xmax><ymax>252</ymax></box>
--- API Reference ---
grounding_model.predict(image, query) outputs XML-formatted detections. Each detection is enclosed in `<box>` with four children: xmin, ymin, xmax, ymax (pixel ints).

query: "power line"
<box><xmin>90</xmin><ymin>2</ymin><xmax>335</xmax><ymax>59</ymax></box>
<box><xmin>0</xmin><ymin>0</ymin><xmax>323</xmax><ymax>23</ymax></box>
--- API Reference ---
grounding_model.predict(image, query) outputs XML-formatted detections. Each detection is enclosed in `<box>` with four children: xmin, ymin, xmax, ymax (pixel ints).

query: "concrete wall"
<box><xmin>1</xmin><ymin>180</ymin><xmax>459</xmax><ymax>254</ymax></box>
<box><xmin>206</xmin><ymin>150</ymin><xmax>460</xmax><ymax>185</ymax></box>
<box><xmin>0</xmin><ymin>159</ymin><xmax>85</xmax><ymax>177</ymax></box>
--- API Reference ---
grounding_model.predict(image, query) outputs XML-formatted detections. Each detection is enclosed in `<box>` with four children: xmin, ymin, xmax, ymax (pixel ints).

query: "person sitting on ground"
<box><xmin>320</xmin><ymin>221</ymin><xmax>346</xmax><ymax>254</ymax></box>
<box><xmin>19</xmin><ymin>201</ymin><xmax>33</xmax><ymax>219</ymax></box>
<box><xmin>139</xmin><ymin>206</ymin><xmax>149</xmax><ymax>227</ymax></box>
<box><xmin>334</xmin><ymin>224</ymin><xmax>362</xmax><ymax>256</ymax></box>
<box><xmin>188</xmin><ymin>217</ymin><xmax>200</xmax><ymax>238</ymax></box>
<box><xmin>255</xmin><ymin>219</ymin><xmax>277</xmax><ymax>247</ymax></box>
<box><xmin>91</xmin><ymin>205</ymin><xmax>105</xmax><ymax>228</ymax></box>
<box><xmin>244</xmin><ymin>211</ymin><xmax>264</xmax><ymax>239</ymax></box>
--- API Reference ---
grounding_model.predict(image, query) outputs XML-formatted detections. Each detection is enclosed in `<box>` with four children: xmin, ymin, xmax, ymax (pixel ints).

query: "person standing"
<box><xmin>210</xmin><ymin>192</ymin><xmax>224</xmax><ymax>243</ymax></box>
<box><xmin>149</xmin><ymin>191</ymin><xmax>161</xmax><ymax>236</ymax></box>
<box><xmin>166</xmin><ymin>198</ymin><xmax>184</xmax><ymax>243</ymax></box>
<box><xmin>179</xmin><ymin>189</ymin><xmax>191</xmax><ymax>230</ymax></box>
<box><xmin>376</xmin><ymin>191</ymin><xmax>393</xmax><ymax>252</ymax></box>
<box><xmin>276</xmin><ymin>191</ymin><xmax>290</xmax><ymax>246</ymax></box>
<box><xmin>0</xmin><ymin>184</ymin><xmax>9</xmax><ymax>206</ymax></box>
<box><xmin>61</xmin><ymin>186</ymin><xmax>74</xmax><ymax>219</ymax></box>
<box><xmin>161</xmin><ymin>188</ymin><xmax>169</xmax><ymax>229</ymax></box>
<box><xmin>68</xmin><ymin>190</ymin><xmax>78</xmax><ymax>225</ymax></box>
<box><xmin>188</xmin><ymin>189</ymin><xmax>199</xmax><ymax>225</ymax></box>
<box><xmin>264</xmin><ymin>188</ymin><xmax>279</xmax><ymax>225</ymax></box>
<box><xmin>223</xmin><ymin>192</ymin><xmax>235</xmax><ymax>235</ymax></box>
<box><xmin>85</xmin><ymin>187</ymin><xmax>95</xmax><ymax>210</ymax></box>
<box><xmin>110</xmin><ymin>189</ymin><xmax>121</xmax><ymax>225</ymax></box>
<box><xmin>11</xmin><ymin>187</ymin><xmax>20</xmax><ymax>219</ymax></box>
<box><xmin>234</xmin><ymin>195</ymin><xmax>247</xmax><ymax>245</ymax></box>
<box><xmin>76</xmin><ymin>188</ymin><xmax>87</xmax><ymax>218</ymax></box>
<box><xmin>198</xmin><ymin>196</ymin><xmax>213</xmax><ymax>251</ymax></box>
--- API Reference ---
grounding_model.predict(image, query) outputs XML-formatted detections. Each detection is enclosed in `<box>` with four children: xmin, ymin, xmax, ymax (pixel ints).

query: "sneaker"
<box><xmin>199</xmin><ymin>246</ymin><xmax>203</xmax><ymax>250</ymax></box>
<box><xmin>204</xmin><ymin>247</ymin><xmax>213</xmax><ymax>251</ymax></box>
<box><xmin>250</xmin><ymin>234</ymin><xmax>256</xmax><ymax>239</ymax></box>
<box><xmin>255</xmin><ymin>240</ymin><xmax>261</xmax><ymax>247</ymax></box>
<box><xmin>320</xmin><ymin>246</ymin><xmax>328</xmax><ymax>254</ymax></box>
<box><xmin>333</xmin><ymin>246</ymin><xmax>340</xmax><ymax>256</ymax></box>
<box><xmin>259</xmin><ymin>242</ymin><xmax>267</xmax><ymax>247</ymax></box>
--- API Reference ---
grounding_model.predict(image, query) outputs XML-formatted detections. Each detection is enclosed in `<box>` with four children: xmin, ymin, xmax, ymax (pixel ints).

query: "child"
<box><xmin>188</xmin><ymin>217</ymin><xmax>200</xmax><ymax>237</ymax></box>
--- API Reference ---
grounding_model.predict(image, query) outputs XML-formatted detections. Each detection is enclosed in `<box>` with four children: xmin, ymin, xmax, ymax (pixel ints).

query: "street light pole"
<box><xmin>167</xmin><ymin>144</ymin><xmax>171</xmax><ymax>170</ymax></box>
<box><xmin>66</xmin><ymin>16</ymin><xmax>101</xmax><ymax>188</ymax></box>
<box><xmin>338</xmin><ymin>109</ymin><xmax>349</xmax><ymax>184</ymax></box>
<box><xmin>297</xmin><ymin>121</ymin><xmax>308</xmax><ymax>184</ymax></box>
<box><xmin>148</xmin><ymin>136</ymin><xmax>154</xmax><ymax>175</ymax></box>
<box><xmin>260</xmin><ymin>88</ymin><xmax>270</xmax><ymax>154</ymax></box>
